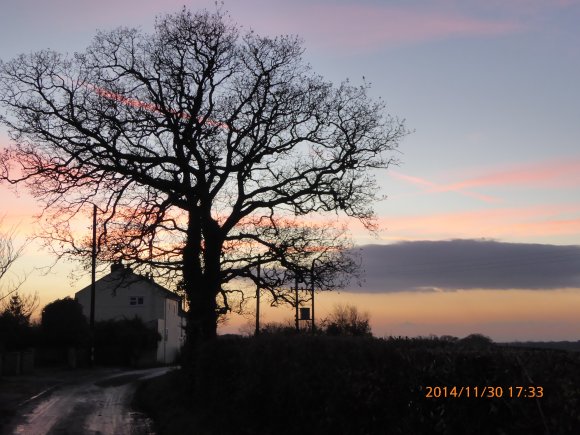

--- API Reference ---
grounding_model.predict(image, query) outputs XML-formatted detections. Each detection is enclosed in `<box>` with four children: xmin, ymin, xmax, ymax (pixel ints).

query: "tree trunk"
<box><xmin>182</xmin><ymin>208</ymin><xmax>220</xmax><ymax>348</ymax></box>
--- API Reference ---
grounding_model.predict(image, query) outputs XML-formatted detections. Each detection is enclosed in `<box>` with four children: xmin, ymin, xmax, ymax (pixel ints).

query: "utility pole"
<box><xmin>311</xmin><ymin>259</ymin><xmax>316</xmax><ymax>334</ymax></box>
<box><xmin>255</xmin><ymin>256</ymin><xmax>261</xmax><ymax>336</ymax></box>
<box><xmin>295</xmin><ymin>275</ymin><xmax>299</xmax><ymax>332</ymax></box>
<box><xmin>89</xmin><ymin>204</ymin><xmax>97</xmax><ymax>367</ymax></box>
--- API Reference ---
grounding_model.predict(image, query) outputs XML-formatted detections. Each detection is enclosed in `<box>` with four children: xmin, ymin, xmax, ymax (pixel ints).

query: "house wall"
<box><xmin>156</xmin><ymin>298</ymin><xmax>186</xmax><ymax>363</ymax></box>
<box><xmin>75</xmin><ymin>270</ymin><xmax>185</xmax><ymax>364</ymax></box>
<box><xmin>75</xmin><ymin>273</ymin><xmax>157</xmax><ymax>323</ymax></box>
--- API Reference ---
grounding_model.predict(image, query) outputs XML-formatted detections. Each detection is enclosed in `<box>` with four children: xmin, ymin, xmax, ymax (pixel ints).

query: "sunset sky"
<box><xmin>1</xmin><ymin>0</ymin><xmax>579</xmax><ymax>341</ymax></box>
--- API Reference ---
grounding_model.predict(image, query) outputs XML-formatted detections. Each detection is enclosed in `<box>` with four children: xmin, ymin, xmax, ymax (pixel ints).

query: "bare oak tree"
<box><xmin>0</xmin><ymin>8</ymin><xmax>406</xmax><ymax>343</ymax></box>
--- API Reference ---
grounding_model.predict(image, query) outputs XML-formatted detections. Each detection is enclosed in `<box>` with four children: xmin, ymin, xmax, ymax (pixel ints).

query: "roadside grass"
<box><xmin>134</xmin><ymin>335</ymin><xmax>580</xmax><ymax>435</ymax></box>
<box><xmin>133</xmin><ymin>368</ymin><xmax>193</xmax><ymax>434</ymax></box>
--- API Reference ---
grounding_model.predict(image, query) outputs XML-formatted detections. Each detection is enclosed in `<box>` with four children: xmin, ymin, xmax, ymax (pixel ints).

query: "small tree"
<box><xmin>0</xmin><ymin>292</ymin><xmax>37</xmax><ymax>350</ymax></box>
<box><xmin>322</xmin><ymin>304</ymin><xmax>372</xmax><ymax>337</ymax></box>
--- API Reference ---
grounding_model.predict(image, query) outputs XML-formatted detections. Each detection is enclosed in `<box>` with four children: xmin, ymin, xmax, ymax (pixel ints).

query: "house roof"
<box><xmin>75</xmin><ymin>264</ymin><xmax>182</xmax><ymax>303</ymax></box>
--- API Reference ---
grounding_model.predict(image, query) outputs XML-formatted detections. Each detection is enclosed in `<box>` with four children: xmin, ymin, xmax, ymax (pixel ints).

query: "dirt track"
<box><xmin>6</xmin><ymin>367</ymin><xmax>171</xmax><ymax>435</ymax></box>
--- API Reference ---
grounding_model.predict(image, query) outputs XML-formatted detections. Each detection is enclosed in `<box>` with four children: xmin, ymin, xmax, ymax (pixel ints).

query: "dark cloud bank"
<box><xmin>349</xmin><ymin>240</ymin><xmax>580</xmax><ymax>293</ymax></box>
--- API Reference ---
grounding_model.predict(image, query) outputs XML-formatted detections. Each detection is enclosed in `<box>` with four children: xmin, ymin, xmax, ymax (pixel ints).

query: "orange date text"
<box><xmin>423</xmin><ymin>385</ymin><xmax>544</xmax><ymax>399</ymax></box>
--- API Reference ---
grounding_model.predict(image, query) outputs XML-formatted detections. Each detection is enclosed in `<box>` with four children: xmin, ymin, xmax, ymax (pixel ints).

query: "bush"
<box><xmin>459</xmin><ymin>333</ymin><xmax>494</xmax><ymax>348</ymax></box>
<box><xmin>259</xmin><ymin>321</ymin><xmax>298</xmax><ymax>336</ymax></box>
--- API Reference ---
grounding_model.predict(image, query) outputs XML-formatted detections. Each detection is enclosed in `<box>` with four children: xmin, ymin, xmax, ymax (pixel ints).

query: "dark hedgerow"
<box><xmin>136</xmin><ymin>335</ymin><xmax>580</xmax><ymax>435</ymax></box>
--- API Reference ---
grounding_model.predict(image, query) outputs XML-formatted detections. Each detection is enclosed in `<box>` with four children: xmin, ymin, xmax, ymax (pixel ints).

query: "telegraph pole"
<box><xmin>255</xmin><ymin>256</ymin><xmax>261</xmax><ymax>336</ymax></box>
<box><xmin>311</xmin><ymin>259</ymin><xmax>316</xmax><ymax>334</ymax></box>
<box><xmin>295</xmin><ymin>275</ymin><xmax>299</xmax><ymax>332</ymax></box>
<box><xmin>89</xmin><ymin>204</ymin><xmax>97</xmax><ymax>367</ymax></box>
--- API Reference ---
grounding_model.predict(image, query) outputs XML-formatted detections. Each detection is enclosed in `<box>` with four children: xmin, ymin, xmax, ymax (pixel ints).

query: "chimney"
<box><xmin>111</xmin><ymin>261</ymin><xmax>124</xmax><ymax>273</ymax></box>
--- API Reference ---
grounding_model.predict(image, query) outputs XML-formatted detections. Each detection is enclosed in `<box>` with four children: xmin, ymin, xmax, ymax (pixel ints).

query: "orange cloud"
<box><xmin>284</xmin><ymin>200</ymin><xmax>580</xmax><ymax>244</ymax></box>
<box><xmin>374</xmin><ymin>204</ymin><xmax>580</xmax><ymax>241</ymax></box>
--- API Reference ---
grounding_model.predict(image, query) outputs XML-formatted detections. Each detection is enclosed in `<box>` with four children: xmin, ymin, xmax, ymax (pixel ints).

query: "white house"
<box><xmin>75</xmin><ymin>263</ymin><xmax>186</xmax><ymax>364</ymax></box>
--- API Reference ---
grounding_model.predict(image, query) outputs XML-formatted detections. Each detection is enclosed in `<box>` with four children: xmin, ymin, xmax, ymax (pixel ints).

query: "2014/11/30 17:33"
<box><xmin>424</xmin><ymin>385</ymin><xmax>544</xmax><ymax>399</ymax></box>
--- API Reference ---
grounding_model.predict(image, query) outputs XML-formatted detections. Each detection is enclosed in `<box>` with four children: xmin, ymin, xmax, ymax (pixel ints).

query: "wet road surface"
<box><xmin>9</xmin><ymin>367</ymin><xmax>171</xmax><ymax>435</ymax></box>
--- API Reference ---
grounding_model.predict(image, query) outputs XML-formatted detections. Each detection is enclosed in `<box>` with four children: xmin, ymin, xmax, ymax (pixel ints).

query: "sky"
<box><xmin>1</xmin><ymin>0</ymin><xmax>579</xmax><ymax>341</ymax></box>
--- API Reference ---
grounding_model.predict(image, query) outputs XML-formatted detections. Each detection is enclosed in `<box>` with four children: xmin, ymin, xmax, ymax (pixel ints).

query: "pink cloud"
<box><xmin>487</xmin><ymin>0</ymin><xmax>580</xmax><ymax>7</ymax></box>
<box><xmin>390</xmin><ymin>170</ymin><xmax>501</xmax><ymax>203</ymax></box>
<box><xmin>334</xmin><ymin>5</ymin><xmax>519</xmax><ymax>47</ymax></box>
<box><xmin>6</xmin><ymin>1</ymin><xmax>523</xmax><ymax>55</ymax></box>
<box><xmin>391</xmin><ymin>158</ymin><xmax>580</xmax><ymax>204</ymax></box>
<box><xmin>233</xmin><ymin>2</ymin><xmax>522</xmax><ymax>52</ymax></box>
<box><xmin>443</xmin><ymin>159</ymin><xmax>580</xmax><ymax>191</ymax></box>
<box><xmin>5</xmin><ymin>0</ymin><xmax>205</xmax><ymax>37</ymax></box>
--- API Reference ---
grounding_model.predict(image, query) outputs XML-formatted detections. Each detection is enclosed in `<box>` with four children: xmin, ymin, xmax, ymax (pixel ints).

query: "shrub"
<box><xmin>321</xmin><ymin>304</ymin><xmax>372</xmax><ymax>337</ymax></box>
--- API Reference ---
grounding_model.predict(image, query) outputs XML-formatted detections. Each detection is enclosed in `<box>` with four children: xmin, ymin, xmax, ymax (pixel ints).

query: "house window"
<box><xmin>129</xmin><ymin>296</ymin><xmax>144</xmax><ymax>306</ymax></box>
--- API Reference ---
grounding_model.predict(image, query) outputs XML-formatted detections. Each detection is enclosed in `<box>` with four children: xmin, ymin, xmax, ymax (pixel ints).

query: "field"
<box><xmin>135</xmin><ymin>335</ymin><xmax>580</xmax><ymax>434</ymax></box>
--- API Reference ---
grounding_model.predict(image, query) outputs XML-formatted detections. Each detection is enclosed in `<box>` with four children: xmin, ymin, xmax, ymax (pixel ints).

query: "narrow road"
<box><xmin>8</xmin><ymin>367</ymin><xmax>171</xmax><ymax>435</ymax></box>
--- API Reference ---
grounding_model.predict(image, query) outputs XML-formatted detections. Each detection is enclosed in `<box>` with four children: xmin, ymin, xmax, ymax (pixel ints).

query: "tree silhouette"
<box><xmin>41</xmin><ymin>297</ymin><xmax>89</xmax><ymax>347</ymax></box>
<box><xmin>0</xmin><ymin>292</ymin><xmax>37</xmax><ymax>350</ymax></box>
<box><xmin>0</xmin><ymin>8</ymin><xmax>406</xmax><ymax>344</ymax></box>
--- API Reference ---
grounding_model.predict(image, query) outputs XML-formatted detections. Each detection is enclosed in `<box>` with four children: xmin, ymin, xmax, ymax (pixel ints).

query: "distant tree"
<box><xmin>322</xmin><ymin>304</ymin><xmax>372</xmax><ymax>337</ymax></box>
<box><xmin>0</xmin><ymin>7</ymin><xmax>406</xmax><ymax>346</ymax></box>
<box><xmin>41</xmin><ymin>297</ymin><xmax>89</xmax><ymax>347</ymax></box>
